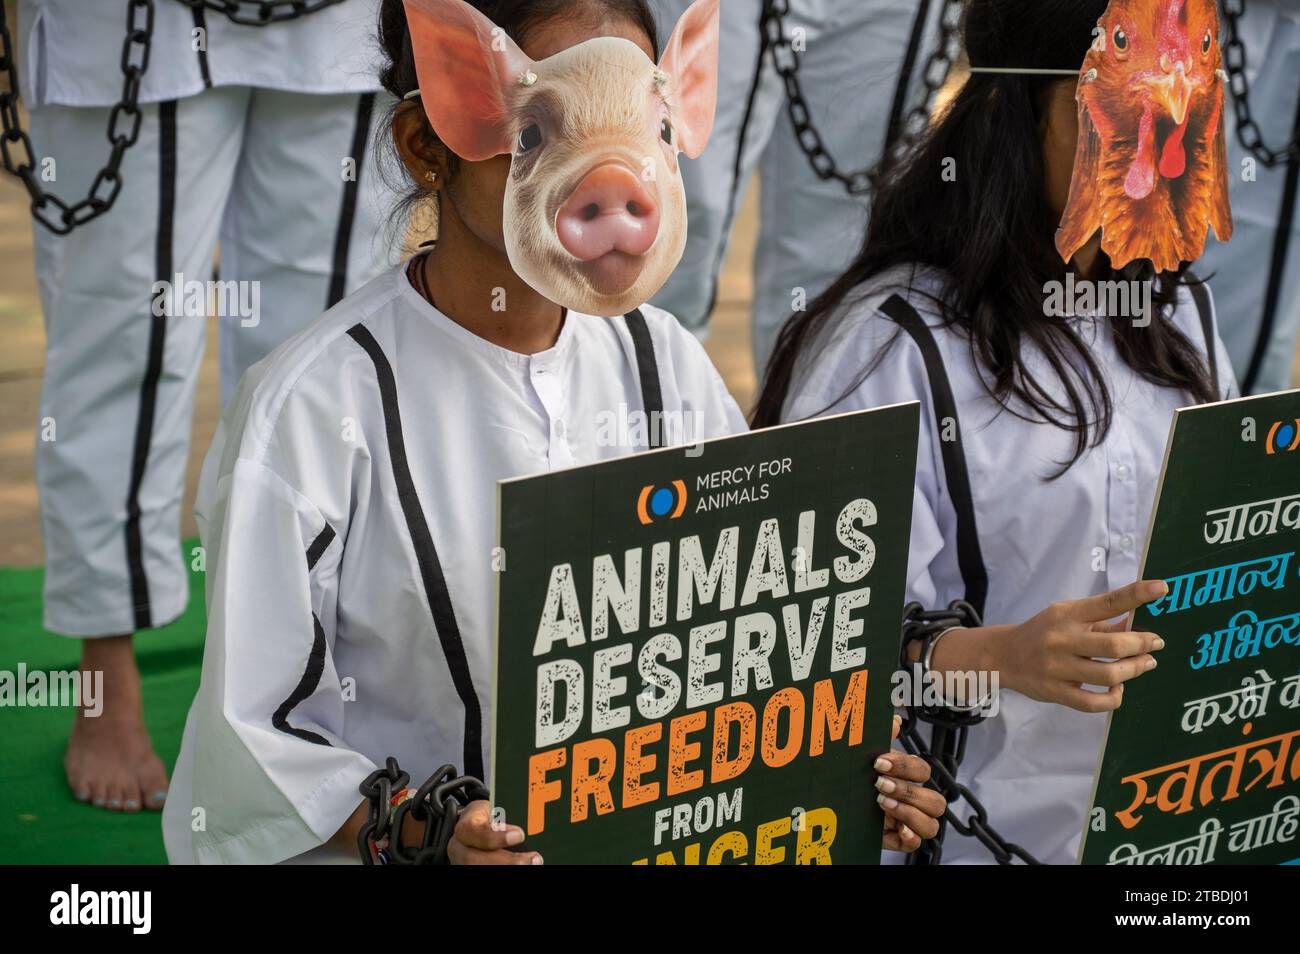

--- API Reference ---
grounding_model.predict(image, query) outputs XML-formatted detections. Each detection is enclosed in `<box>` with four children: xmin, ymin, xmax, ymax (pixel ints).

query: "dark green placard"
<box><xmin>491</xmin><ymin>404</ymin><xmax>919</xmax><ymax>864</ymax></box>
<box><xmin>1081</xmin><ymin>389</ymin><xmax>1300</xmax><ymax>865</ymax></box>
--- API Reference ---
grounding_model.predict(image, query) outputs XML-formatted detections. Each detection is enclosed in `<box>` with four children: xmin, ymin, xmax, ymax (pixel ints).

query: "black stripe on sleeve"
<box><xmin>326</xmin><ymin>94</ymin><xmax>376</xmax><ymax>308</ymax></box>
<box><xmin>1185</xmin><ymin>272</ymin><xmax>1219</xmax><ymax>397</ymax></box>
<box><xmin>1241</xmin><ymin>87</ymin><xmax>1300</xmax><ymax>395</ymax></box>
<box><xmin>883</xmin><ymin>0</ymin><xmax>933</xmax><ymax>152</ymax></box>
<box><xmin>124</xmin><ymin>99</ymin><xmax>178</xmax><ymax>631</ymax></box>
<box><xmin>271</xmin><ymin>523</ymin><xmax>341</xmax><ymax>746</ymax></box>
<box><xmin>271</xmin><ymin>613</ymin><xmax>333</xmax><ymax>747</ymax></box>
<box><xmin>625</xmin><ymin>308</ymin><xmax>665</xmax><ymax>449</ymax></box>
<box><xmin>880</xmin><ymin>294</ymin><xmax>989</xmax><ymax>616</ymax></box>
<box><xmin>346</xmin><ymin>323</ymin><xmax>484</xmax><ymax>780</ymax></box>
<box><xmin>305</xmin><ymin>523</ymin><xmax>337</xmax><ymax>571</ymax></box>
<box><xmin>190</xmin><ymin>7</ymin><xmax>213</xmax><ymax>89</ymax></box>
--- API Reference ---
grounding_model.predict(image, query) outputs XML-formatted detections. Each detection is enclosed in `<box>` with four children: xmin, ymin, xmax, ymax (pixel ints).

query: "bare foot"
<box><xmin>64</xmin><ymin>635</ymin><xmax>170</xmax><ymax>813</ymax></box>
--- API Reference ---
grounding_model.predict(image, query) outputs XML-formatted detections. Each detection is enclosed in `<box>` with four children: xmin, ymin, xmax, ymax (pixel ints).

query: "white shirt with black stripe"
<box><xmin>18</xmin><ymin>0</ymin><xmax>383</xmax><ymax>108</ymax></box>
<box><xmin>162</xmin><ymin>263</ymin><xmax>747</xmax><ymax>864</ymax></box>
<box><xmin>783</xmin><ymin>264</ymin><xmax>1238</xmax><ymax>865</ymax></box>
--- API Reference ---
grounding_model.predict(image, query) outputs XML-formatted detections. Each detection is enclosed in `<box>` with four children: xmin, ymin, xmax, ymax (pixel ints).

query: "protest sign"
<box><xmin>491</xmin><ymin>404</ymin><xmax>919</xmax><ymax>863</ymax></box>
<box><xmin>1081</xmin><ymin>390</ymin><xmax>1300</xmax><ymax>865</ymax></box>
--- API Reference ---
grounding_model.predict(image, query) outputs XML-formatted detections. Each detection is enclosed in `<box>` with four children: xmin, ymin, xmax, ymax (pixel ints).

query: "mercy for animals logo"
<box><xmin>1266</xmin><ymin>419</ymin><xmax>1300</xmax><ymax>455</ymax></box>
<box><xmin>49</xmin><ymin>884</ymin><xmax>151</xmax><ymax>934</ymax></box>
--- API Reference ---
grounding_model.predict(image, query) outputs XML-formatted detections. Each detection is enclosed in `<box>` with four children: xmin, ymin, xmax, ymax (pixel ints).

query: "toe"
<box><xmin>139</xmin><ymin>755</ymin><xmax>170</xmax><ymax>812</ymax></box>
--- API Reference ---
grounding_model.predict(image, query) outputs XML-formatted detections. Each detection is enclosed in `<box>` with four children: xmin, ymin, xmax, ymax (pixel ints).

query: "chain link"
<box><xmin>1221</xmin><ymin>0</ymin><xmax>1299</xmax><ymax>169</ymax></box>
<box><xmin>896</xmin><ymin>601</ymin><xmax>1042</xmax><ymax>865</ymax></box>
<box><xmin>0</xmin><ymin>0</ymin><xmax>344</xmax><ymax>235</ymax></box>
<box><xmin>357</xmin><ymin>758</ymin><xmax>490</xmax><ymax>865</ymax></box>
<box><xmin>760</xmin><ymin>0</ymin><xmax>963</xmax><ymax>197</ymax></box>
<box><xmin>1</xmin><ymin>0</ymin><xmax>154</xmax><ymax>234</ymax></box>
<box><xmin>170</xmin><ymin>0</ymin><xmax>347</xmax><ymax>27</ymax></box>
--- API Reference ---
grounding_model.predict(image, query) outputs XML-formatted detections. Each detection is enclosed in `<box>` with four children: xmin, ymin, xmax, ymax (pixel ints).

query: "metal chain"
<box><xmin>357</xmin><ymin>758</ymin><xmax>490</xmax><ymax>865</ymax></box>
<box><xmin>170</xmin><ymin>0</ymin><xmax>347</xmax><ymax>27</ymax></box>
<box><xmin>1221</xmin><ymin>0</ymin><xmax>1300</xmax><ymax>169</ymax></box>
<box><xmin>760</xmin><ymin>0</ymin><xmax>963</xmax><ymax>197</ymax></box>
<box><xmin>0</xmin><ymin>0</ymin><xmax>154</xmax><ymax>235</ymax></box>
<box><xmin>896</xmin><ymin>601</ymin><xmax>1041</xmax><ymax>865</ymax></box>
<box><xmin>0</xmin><ymin>0</ymin><xmax>344</xmax><ymax>235</ymax></box>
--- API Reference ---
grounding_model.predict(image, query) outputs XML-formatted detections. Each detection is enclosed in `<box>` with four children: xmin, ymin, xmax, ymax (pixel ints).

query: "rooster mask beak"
<box><xmin>1149</xmin><ymin>61</ymin><xmax>1193</xmax><ymax>127</ymax></box>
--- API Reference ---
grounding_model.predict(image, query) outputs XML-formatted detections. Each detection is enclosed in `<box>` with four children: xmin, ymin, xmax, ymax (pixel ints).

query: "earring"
<box><xmin>424</xmin><ymin>170</ymin><xmax>438</xmax><ymax>186</ymax></box>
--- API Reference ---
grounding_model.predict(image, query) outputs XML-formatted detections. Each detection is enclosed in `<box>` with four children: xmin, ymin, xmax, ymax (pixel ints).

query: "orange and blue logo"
<box><xmin>637</xmin><ymin>480</ymin><xmax>687</xmax><ymax>525</ymax></box>
<box><xmin>1266</xmin><ymin>419</ymin><xmax>1300</xmax><ymax>455</ymax></box>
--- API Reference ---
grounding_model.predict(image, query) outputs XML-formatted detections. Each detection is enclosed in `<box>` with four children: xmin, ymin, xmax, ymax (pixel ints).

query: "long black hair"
<box><xmin>377</xmin><ymin>0</ymin><xmax>661</xmax><ymax>229</ymax></box>
<box><xmin>752</xmin><ymin>0</ymin><xmax>1218</xmax><ymax>475</ymax></box>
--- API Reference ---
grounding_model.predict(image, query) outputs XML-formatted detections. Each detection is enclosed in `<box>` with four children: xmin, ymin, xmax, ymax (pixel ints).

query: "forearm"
<box><xmin>331</xmin><ymin>795</ymin><xmax>431</xmax><ymax>857</ymax></box>
<box><xmin>906</xmin><ymin>624</ymin><xmax>1016</xmax><ymax>688</ymax></box>
<box><xmin>329</xmin><ymin>799</ymin><xmax>370</xmax><ymax>854</ymax></box>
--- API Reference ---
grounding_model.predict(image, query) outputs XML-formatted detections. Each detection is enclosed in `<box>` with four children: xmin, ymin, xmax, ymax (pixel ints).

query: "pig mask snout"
<box><xmin>405</xmin><ymin>0</ymin><xmax>720</xmax><ymax>315</ymax></box>
<box><xmin>556</xmin><ymin>162</ymin><xmax>660</xmax><ymax>263</ymax></box>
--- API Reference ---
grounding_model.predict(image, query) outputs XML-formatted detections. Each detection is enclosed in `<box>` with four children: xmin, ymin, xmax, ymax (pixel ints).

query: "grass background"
<box><xmin>0</xmin><ymin>543</ymin><xmax>205</xmax><ymax>864</ymax></box>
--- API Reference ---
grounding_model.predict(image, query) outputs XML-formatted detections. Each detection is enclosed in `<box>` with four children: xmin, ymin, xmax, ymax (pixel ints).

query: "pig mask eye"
<box><xmin>517</xmin><ymin>123</ymin><xmax>543</xmax><ymax>154</ymax></box>
<box><xmin>659</xmin><ymin>118</ymin><xmax>674</xmax><ymax>146</ymax></box>
<box><xmin>1201</xmin><ymin>31</ymin><xmax>1213</xmax><ymax>56</ymax></box>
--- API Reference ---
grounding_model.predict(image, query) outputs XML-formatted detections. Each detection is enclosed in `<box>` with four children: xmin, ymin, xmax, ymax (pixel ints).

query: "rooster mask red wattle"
<box><xmin>1056</xmin><ymin>0</ymin><xmax>1233</xmax><ymax>273</ymax></box>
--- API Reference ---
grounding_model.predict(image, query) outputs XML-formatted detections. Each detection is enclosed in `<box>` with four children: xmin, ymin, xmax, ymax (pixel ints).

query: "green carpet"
<box><xmin>0</xmin><ymin>543</ymin><xmax>206</xmax><ymax>864</ymax></box>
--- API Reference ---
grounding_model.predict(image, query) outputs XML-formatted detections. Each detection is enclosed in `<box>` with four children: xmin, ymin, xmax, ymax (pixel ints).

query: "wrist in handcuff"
<box><xmin>921</xmin><ymin>626</ymin><xmax>996</xmax><ymax>712</ymax></box>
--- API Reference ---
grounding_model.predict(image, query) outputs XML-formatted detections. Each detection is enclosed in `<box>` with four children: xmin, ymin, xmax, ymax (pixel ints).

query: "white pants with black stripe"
<box><xmin>30</xmin><ymin>85</ymin><xmax>399</xmax><ymax>638</ymax></box>
<box><xmin>1196</xmin><ymin>2</ymin><xmax>1300</xmax><ymax>394</ymax></box>
<box><xmin>648</xmin><ymin>0</ymin><xmax>945</xmax><ymax>371</ymax></box>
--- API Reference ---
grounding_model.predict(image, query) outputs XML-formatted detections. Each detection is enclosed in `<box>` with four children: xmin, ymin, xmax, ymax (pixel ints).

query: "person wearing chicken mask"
<box><xmin>647</xmin><ymin>0</ymin><xmax>951</xmax><ymax>373</ymax></box>
<box><xmin>162</xmin><ymin>0</ymin><xmax>946</xmax><ymax>864</ymax></box>
<box><xmin>1196</xmin><ymin>0</ymin><xmax>1300</xmax><ymax>395</ymax></box>
<box><xmin>754</xmin><ymin>0</ymin><xmax>1237</xmax><ymax>864</ymax></box>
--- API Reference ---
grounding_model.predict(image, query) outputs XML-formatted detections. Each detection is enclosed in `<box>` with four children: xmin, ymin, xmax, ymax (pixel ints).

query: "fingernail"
<box><xmin>108</xmin><ymin>799</ymin><xmax>121</xmax><ymax>809</ymax></box>
<box><xmin>149</xmin><ymin>789</ymin><xmax>168</xmax><ymax>803</ymax></box>
<box><xmin>531</xmin><ymin>854</ymin><xmax>544</xmax><ymax>865</ymax></box>
<box><xmin>873</xmin><ymin>757</ymin><xmax>892</xmax><ymax>773</ymax></box>
<box><xmin>877</xmin><ymin>793</ymin><xmax>899</xmax><ymax>811</ymax></box>
<box><xmin>1152</xmin><ymin>637</ymin><xmax>1165</xmax><ymax>650</ymax></box>
<box><xmin>1145</xmin><ymin>657</ymin><xmax>1157</xmax><ymax>670</ymax></box>
<box><xmin>1148</xmin><ymin>580</ymin><xmax>1169</xmax><ymax>597</ymax></box>
<box><xmin>506</xmin><ymin>827</ymin><xmax>524</xmax><ymax>846</ymax></box>
<box><xmin>875</xmin><ymin>776</ymin><xmax>896</xmax><ymax>794</ymax></box>
<box><xmin>124</xmin><ymin>800</ymin><xmax>140</xmax><ymax>810</ymax></box>
<box><xmin>76</xmin><ymin>790</ymin><xmax>90</xmax><ymax>802</ymax></box>
<box><xmin>92</xmin><ymin>797</ymin><xmax>105</xmax><ymax>807</ymax></box>
<box><xmin>901</xmin><ymin>825</ymin><xmax>914</xmax><ymax>839</ymax></box>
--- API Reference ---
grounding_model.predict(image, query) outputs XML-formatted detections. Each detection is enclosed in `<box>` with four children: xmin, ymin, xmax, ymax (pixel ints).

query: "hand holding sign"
<box><xmin>447</xmin><ymin>801</ymin><xmax>542</xmax><ymax>866</ymax></box>
<box><xmin>877</xmin><ymin>715</ymin><xmax>945</xmax><ymax>852</ymax></box>
<box><xmin>933</xmin><ymin>579</ymin><xmax>1170</xmax><ymax>713</ymax></box>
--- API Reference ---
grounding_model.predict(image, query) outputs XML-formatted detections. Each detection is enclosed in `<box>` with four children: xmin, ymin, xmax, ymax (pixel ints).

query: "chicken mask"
<box><xmin>404</xmin><ymin>0</ymin><xmax>720</xmax><ymax>317</ymax></box>
<box><xmin>1056</xmin><ymin>0</ymin><xmax>1233</xmax><ymax>273</ymax></box>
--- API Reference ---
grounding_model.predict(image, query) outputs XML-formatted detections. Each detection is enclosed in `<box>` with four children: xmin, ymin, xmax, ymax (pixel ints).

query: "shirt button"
<box><xmin>1120</xmin><ymin>533</ymin><xmax>1135</xmax><ymax>553</ymax></box>
<box><xmin>554</xmin><ymin>419</ymin><xmax>566</xmax><ymax>438</ymax></box>
<box><xmin>1116</xmin><ymin>464</ymin><xmax>1131</xmax><ymax>482</ymax></box>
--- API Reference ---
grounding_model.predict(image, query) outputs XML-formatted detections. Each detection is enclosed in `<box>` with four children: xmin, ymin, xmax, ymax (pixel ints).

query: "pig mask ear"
<box><xmin>659</xmin><ymin>0</ymin><xmax>720</xmax><ymax>159</ymax></box>
<box><xmin>403</xmin><ymin>0</ymin><xmax>536</xmax><ymax>161</ymax></box>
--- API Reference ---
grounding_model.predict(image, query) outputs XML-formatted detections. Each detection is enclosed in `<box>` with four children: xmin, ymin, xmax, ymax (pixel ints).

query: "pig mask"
<box><xmin>403</xmin><ymin>0</ymin><xmax>720</xmax><ymax>317</ymax></box>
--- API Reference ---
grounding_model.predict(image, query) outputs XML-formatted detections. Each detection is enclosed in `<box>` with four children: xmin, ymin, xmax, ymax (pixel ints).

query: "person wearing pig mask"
<box><xmin>162</xmin><ymin>0</ymin><xmax>945</xmax><ymax>865</ymax></box>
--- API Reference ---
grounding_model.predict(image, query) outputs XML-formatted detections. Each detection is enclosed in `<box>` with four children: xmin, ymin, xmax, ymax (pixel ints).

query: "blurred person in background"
<box><xmin>1197</xmin><ymin>0</ymin><xmax>1300</xmax><ymax>394</ymax></box>
<box><xmin>648</xmin><ymin>0</ymin><xmax>956</xmax><ymax>374</ymax></box>
<box><xmin>9</xmin><ymin>0</ymin><xmax>397</xmax><ymax>814</ymax></box>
